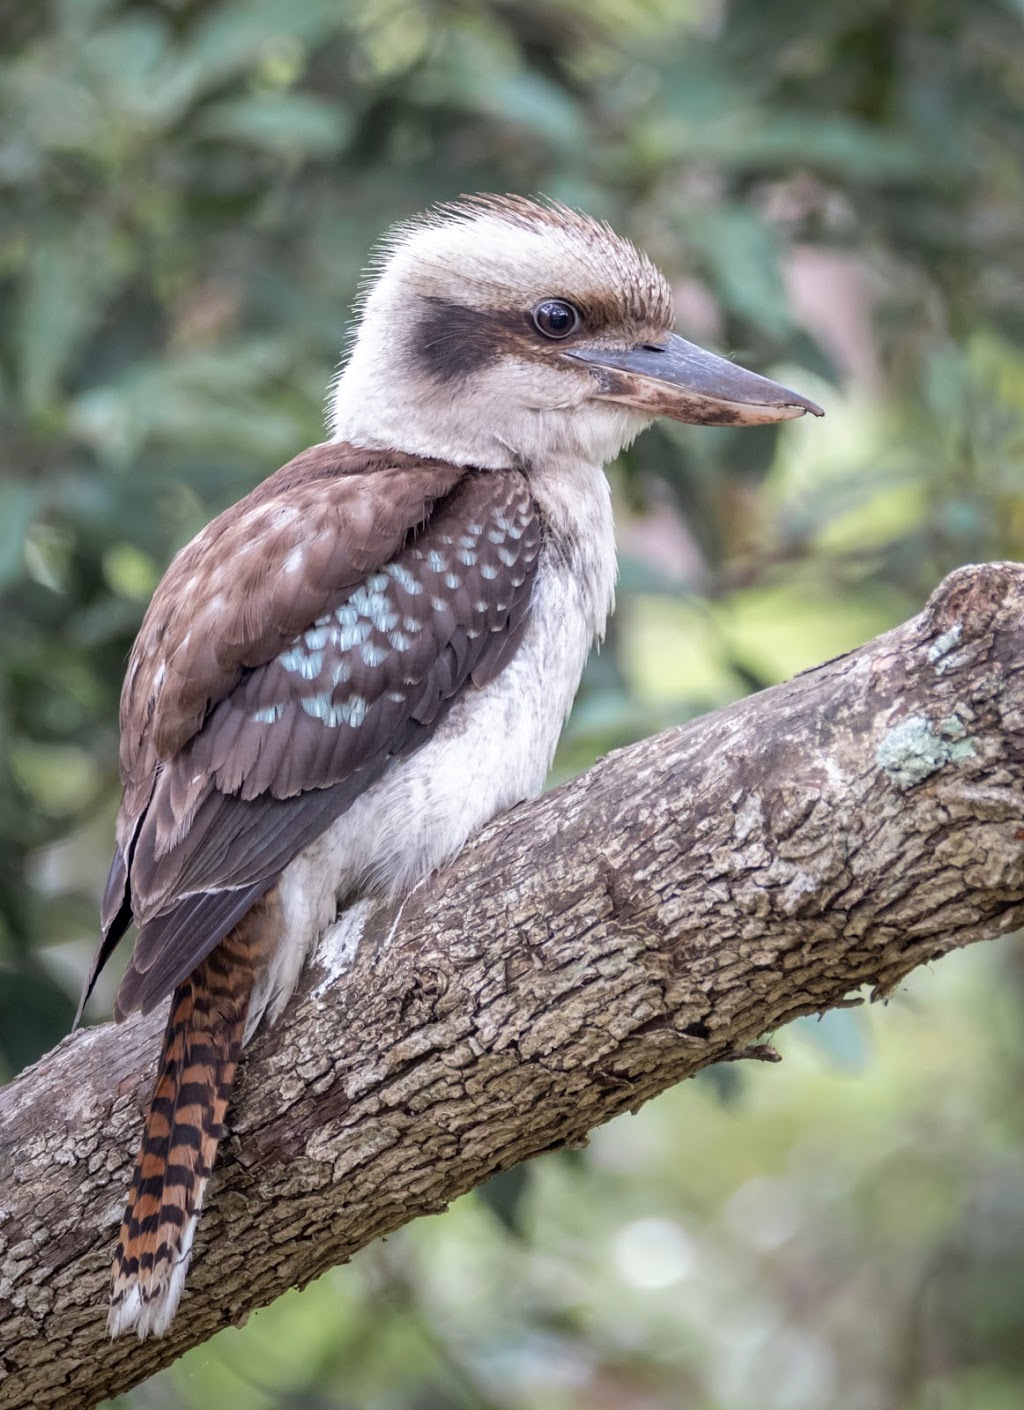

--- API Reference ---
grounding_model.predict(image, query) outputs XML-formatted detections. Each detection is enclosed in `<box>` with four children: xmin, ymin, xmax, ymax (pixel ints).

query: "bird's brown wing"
<box><xmin>83</xmin><ymin>445</ymin><xmax>541</xmax><ymax>1020</ymax></box>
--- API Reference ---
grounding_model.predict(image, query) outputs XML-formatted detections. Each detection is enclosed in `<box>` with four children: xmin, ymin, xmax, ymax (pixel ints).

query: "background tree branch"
<box><xmin>2</xmin><ymin>561</ymin><xmax>1024</xmax><ymax>1410</ymax></box>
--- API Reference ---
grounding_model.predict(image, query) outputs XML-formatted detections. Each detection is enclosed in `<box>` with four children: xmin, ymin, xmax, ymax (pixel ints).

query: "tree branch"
<box><xmin>3</xmin><ymin>561</ymin><xmax>1024</xmax><ymax>1409</ymax></box>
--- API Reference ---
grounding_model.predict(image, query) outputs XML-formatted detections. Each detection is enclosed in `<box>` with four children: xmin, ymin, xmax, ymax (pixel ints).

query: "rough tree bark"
<box><xmin>2</xmin><ymin>561</ymin><xmax>1024</xmax><ymax>1409</ymax></box>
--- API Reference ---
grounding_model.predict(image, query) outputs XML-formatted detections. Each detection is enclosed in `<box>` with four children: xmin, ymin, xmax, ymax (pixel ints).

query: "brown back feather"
<box><xmin>89</xmin><ymin>452</ymin><xmax>542</xmax><ymax>1024</ymax></box>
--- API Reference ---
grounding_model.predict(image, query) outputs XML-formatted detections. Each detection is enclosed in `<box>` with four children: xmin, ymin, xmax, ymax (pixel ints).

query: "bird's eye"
<box><xmin>532</xmin><ymin>299</ymin><xmax>580</xmax><ymax>340</ymax></box>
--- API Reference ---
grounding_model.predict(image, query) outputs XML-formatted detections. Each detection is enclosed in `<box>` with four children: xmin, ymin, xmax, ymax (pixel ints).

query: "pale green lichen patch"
<box><xmin>876</xmin><ymin>714</ymin><xmax>976</xmax><ymax>789</ymax></box>
<box><xmin>928</xmin><ymin>624</ymin><xmax>962</xmax><ymax>661</ymax></box>
<box><xmin>927</xmin><ymin>622</ymin><xmax>964</xmax><ymax>672</ymax></box>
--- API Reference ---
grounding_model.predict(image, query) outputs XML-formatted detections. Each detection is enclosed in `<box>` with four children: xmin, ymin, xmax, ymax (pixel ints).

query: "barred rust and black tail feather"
<box><xmin>109</xmin><ymin>893</ymin><xmax>279</xmax><ymax>1339</ymax></box>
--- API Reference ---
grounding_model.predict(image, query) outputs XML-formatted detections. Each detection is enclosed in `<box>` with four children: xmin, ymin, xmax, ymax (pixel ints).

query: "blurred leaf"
<box><xmin>11</xmin><ymin>742</ymin><xmax>102</xmax><ymax>817</ymax></box>
<box><xmin>0</xmin><ymin>480</ymin><xmax>38</xmax><ymax>588</ymax></box>
<box><xmin>15</xmin><ymin>236</ymin><xmax>122</xmax><ymax>414</ymax></box>
<box><xmin>696</xmin><ymin>1061</ymin><xmax>744</xmax><ymax>1106</ymax></box>
<box><xmin>57</xmin><ymin>0</ymin><xmax>119</xmax><ymax>27</ymax></box>
<box><xmin>478</xmin><ymin>1164</ymin><xmax>532</xmax><ymax>1236</ymax></box>
<box><xmin>197</xmin><ymin>93</ymin><xmax>352</xmax><ymax>157</ymax></box>
<box><xmin>485</xmin><ymin>67</ymin><xmax>586</xmax><ymax>148</ymax></box>
<box><xmin>684</xmin><ymin>206</ymin><xmax>791</xmax><ymax>337</ymax></box>
<box><xmin>186</xmin><ymin>0</ymin><xmax>344</xmax><ymax>92</ymax></box>
<box><xmin>102</xmin><ymin>543</ymin><xmax>160</xmax><ymax>601</ymax></box>
<box><xmin>0</xmin><ymin>969</ymin><xmax>75</xmax><ymax>1078</ymax></box>
<box><xmin>80</xmin><ymin>14</ymin><xmax>179</xmax><ymax>120</ymax></box>
<box><xmin>729</xmin><ymin>113</ymin><xmax>924</xmax><ymax>181</ymax></box>
<box><xmin>794</xmin><ymin>1006</ymin><xmax>870</xmax><ymax>1074</ymax></box>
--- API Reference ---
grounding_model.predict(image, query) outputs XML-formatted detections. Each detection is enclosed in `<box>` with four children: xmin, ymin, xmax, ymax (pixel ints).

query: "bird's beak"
<box><xmin>565</xmin><ymin>333</ymin><xmax>824</xmax><ymax>425</ymax></box>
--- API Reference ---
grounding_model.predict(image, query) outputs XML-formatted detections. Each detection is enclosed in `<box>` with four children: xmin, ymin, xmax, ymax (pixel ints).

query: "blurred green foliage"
<box><xmin>2</xmin><ymin>0</ymin><xmax>1023</xmax><ymax>1405</ymax></box>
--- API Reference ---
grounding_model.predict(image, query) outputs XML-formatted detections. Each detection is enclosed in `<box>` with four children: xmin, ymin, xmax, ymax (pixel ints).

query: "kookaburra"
<box><xmin>81</xmin><ymin>194</ymin><xmax>822</xmax><ymax>1339</ymax></box>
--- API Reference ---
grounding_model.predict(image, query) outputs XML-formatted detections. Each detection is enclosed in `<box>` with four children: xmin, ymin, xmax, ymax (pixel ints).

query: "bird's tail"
<box><xmin>108</xmin><ymin>906</ymin><xmax>274</xmax><ymax>1339</ymax></box>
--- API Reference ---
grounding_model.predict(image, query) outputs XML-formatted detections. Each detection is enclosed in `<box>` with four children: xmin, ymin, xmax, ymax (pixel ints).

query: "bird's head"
<box><xmin>330</xmin><ymin>195</ymin><xmax>822</xmax><ymax>469</ymax></box>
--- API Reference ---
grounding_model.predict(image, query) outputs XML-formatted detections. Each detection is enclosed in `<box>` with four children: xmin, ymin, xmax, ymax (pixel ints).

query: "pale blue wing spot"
<box><xmin>457</xmin><ymin>548</ymin><xmax>478</xmax><ymax>566</ymax></box>
<box><xmin>386</xmin><ymin>562</ymin><xmax>424</xmax><ymax>595</ymax></box>
<box><xmin>427</xmin><ymin>549</ymin><xmax>447</xmax><ymax>573</ymax></box>
<box><xmin>337</xmin><ymin>618</ymin><xmax>373</xmax><ymax>651</ymax></box>
<box><xmin>402</xmin><ymin>615</ymin><xmax>423</xmax><ymax>633</ymax></box>
<box><xmin>278</xmin><ymin>645</ymin><xmax>307</xmax><ymax>672</ymax></box>
<box><xmin>330</xmin><ymin>659</ymin><xmax>351</xmax><ymax>686</ymax></box>
<box><xmin>486</xmin><ymin>529</ymin><xmax>504</xmax><ymax>544</ymax></box>
<box><xmin>280</xmin><ymin>645</ymin><xmax>324</xmax><ymax>679</ymax></box>
<box><xmin>252</xmin><ymin>703</ymin><xmax>284</xmax><ymax>724</ymax></box>
<box><xmin>480</xmin><ymin>563</ymin><xmax>499</xmax><ymax>580</ymax></box>
<box><xmin>349</xmin><ymin>583</ymin><xmax>398</xmax><ymax>632</ymax></box>
<box><xmin>304</xmin><ymin>625</ymin><xmax>330</xmax><ymax>650</ymax></box>
<box><xmin>360</xmin><ymin>641</ymin><xmax>388</xmax><ymax>667</ymax></box>
<box><xmin>389</xmin><ymin>631</ymin><xmax>411</xmax><ymax>651</ymax></box>
<box><xmin>301</xmin><ymin>693</ymin><xmax>334</xmax><ymax>722</ymax></box>
<box><xmin>497</xmin><ymin>511</ymin><xmax>527</xmax><ymax>539</ymax></box>
<box><xmin>443</xmin><ymin>572</ymin><xmax>462</xmax><ymax>590</ymax></box>
<box><xmin>497</xmin><ymin>547</ymin><xmax>518</xmax><ymax>567</ymax></box>
<box><xmin>301</xmin><ymin>694</ymin><xmax>370</xmax><ymax>727</ymax></box>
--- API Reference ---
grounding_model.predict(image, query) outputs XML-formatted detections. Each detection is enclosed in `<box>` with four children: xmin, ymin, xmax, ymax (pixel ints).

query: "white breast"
<box><xmin>250</xmin><ymin>459</ymin><xmax>617</xmax><ymax>1030</ymax></box>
